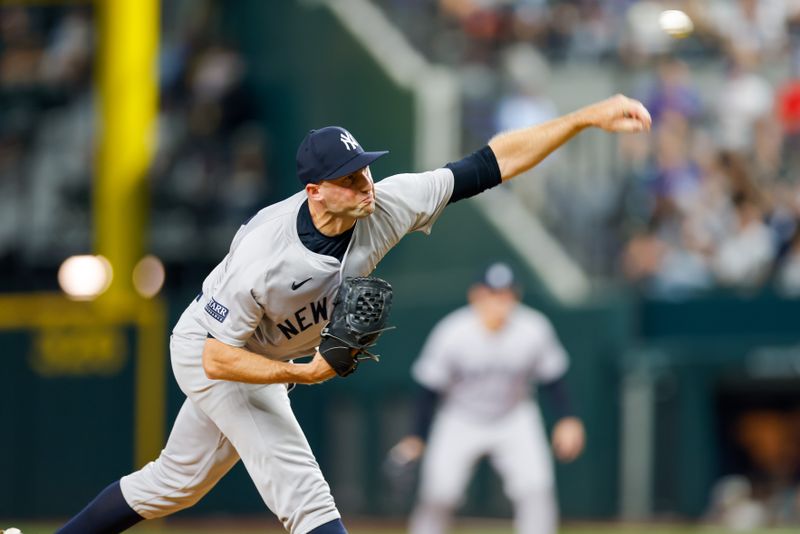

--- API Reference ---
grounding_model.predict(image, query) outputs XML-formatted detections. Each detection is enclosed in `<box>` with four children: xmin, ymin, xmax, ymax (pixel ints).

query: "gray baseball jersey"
<box><xmin>173</xmin><ymin>168</ymin><xmax>454</xmax><ymax>360</ymax></box>
<box><xmin>122</xmin><ymin>168</ymin><xmax>454</xmax><ymax>534</ymax></box>
<box><xmin>412</xmin><ymin>304</ymin><xmax>568</xmax><ymax>421</ymax></box>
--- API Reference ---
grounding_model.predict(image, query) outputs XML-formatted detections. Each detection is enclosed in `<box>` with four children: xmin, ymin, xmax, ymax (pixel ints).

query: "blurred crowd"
<box><xmin>381</xmin><ymin>0</ymin><xmax>800</xmax><ymax>65</ymax></box>
<box><xmin>0</xmin><ymin>1</ymin><xmax>270</xmax><ymax>277</ymax></box>
<box><xmin>618</xmin><ymin>51</ymin><xmax>791</xmax><ymax>299</ymax></box>
<box><xmin>379</xmin><ymin>0</ymin><xmax>800</xmax><ymax>299</ymax></box>
<box><xmin>0</xmin><ymin>5</ymin><xmax>94</xmax><ymax>275</ymax></box>
<box><xmin>153</xmin><ymin>0</ymin><xmax>270</xmax><ymax>262</ymax></box>
<box><xmin>7</xmin><ymin>0</ymin><xmax>800</xmax><ymax>297</ymax></box>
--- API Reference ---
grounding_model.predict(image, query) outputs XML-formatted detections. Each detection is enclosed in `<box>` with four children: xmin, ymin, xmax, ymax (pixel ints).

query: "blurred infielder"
<box><xmin>391</xmin><ymin>262</ymin><xmax>584</xmax><ymax>534</ymax></box>
<box><xmin>55</xmin><ymin>95</ymin><xmax>650</xmax><ymax>534</ymax></box>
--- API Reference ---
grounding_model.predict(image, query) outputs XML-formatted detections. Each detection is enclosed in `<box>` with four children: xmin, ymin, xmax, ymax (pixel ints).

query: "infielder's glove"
<box><xmin>319</xmin><ymin>276</ymin><xmax>394</xmax><ymax>377</ymax></box>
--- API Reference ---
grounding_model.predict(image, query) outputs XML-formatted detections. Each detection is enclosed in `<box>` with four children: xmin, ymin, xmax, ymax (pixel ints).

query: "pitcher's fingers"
<box><xmin>624</xmin><ymin>100</ymin><xmax>652</xmax><ymax>128</ymax></box>
<box><xmin>615</xmin><ymin>118</ymin><xmax>649</xmax><ymax>133</ymax></box>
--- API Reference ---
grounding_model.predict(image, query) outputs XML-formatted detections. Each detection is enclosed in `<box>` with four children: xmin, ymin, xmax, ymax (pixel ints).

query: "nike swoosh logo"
<box><xmin>291</xmin><ymin>277</ymin><xmax>313</xmax><ymax>290</ymax></box>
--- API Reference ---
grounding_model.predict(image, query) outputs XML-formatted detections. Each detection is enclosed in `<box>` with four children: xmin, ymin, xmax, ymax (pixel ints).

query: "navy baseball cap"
<box><xmin>476</xmin><ymin>262</ymin><xmax>521</xmax><ymax>292</ymax></box>
<box><xmin>296</xmin><ymin>126</ymin><xmax>388</xmax><ymax>185</ymax></box>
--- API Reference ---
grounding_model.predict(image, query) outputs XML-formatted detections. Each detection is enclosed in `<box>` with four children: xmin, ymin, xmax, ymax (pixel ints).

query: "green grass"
<box><xmin>4</xmin><ymin>524</ymin><xmax>800</xmax><ymax>534</ymax></box>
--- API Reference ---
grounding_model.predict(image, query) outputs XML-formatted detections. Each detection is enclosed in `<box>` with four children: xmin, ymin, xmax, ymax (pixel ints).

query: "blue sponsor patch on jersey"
<box><xmin>204</xmin><ymin>298</ymin><xmax>230</xmax><ymax>323</ymax></box>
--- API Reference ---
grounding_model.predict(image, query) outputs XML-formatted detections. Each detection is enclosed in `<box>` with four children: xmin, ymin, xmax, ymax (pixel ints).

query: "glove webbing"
<box><xmin>322</xmin><ymin>325</ymin><xmax>397</xmax><ymax>362</ymax></box>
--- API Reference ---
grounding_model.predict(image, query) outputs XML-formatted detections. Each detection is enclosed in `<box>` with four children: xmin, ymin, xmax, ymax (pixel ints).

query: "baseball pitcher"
<box><xmin>56</xmin><ymin>95</ymin><xmax>650</xmax><ymax>534</ymax></box>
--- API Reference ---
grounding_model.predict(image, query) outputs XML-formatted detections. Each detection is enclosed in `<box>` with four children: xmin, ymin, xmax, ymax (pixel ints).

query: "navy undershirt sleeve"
<box><xmin>539</xmin><ymin>375</ymin><xmax>576</xmax><ymax>419</ymax></box>
<box><xmin>445</xmin><ymin>145</ymin><xmax>502</xmax><ymax>204</ymax></box>
<box><xmin>412</xmin><ymin>384</ymin><xmax>440</xmax><ymax>440</ymax></box>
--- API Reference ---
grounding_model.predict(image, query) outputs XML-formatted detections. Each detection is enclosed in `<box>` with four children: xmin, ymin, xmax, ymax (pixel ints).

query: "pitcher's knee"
<box><xmin>120</xmin><ymin>456</ymin><xmax>215</xmax><ymax>518</ymax></box>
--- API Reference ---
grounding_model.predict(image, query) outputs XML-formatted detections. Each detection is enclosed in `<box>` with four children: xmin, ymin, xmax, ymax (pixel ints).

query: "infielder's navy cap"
<box><xmin>296</xmin><ymin>126</ymin><xmax>388</xmax><ymax>185</ymax></box>
<box><xmin>477</xmin><ymin>262</ymin><xmax>521</xmax><ymax>292</ymax></box>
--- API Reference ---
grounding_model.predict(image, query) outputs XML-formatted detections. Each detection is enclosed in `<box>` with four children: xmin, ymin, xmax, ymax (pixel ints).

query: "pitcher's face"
<box><xmin>316</xmin><ymin>166</ymin><xmax>375</xmax><ymax>219</ymax></box>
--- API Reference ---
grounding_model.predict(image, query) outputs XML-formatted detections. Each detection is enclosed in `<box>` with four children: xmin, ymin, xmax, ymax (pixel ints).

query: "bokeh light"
<box><xmin>57</xmin><ymin>255</ymin><xmax>113</xmax><ymax>300</ymax></box>
<box><xmin>132</xmin><ymin>254</ymin><xmax>165</xmax><ymax>298</ymax></box>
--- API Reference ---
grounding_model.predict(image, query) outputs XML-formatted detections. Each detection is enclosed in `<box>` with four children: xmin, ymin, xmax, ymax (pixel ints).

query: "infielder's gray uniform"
<box><xmin>410</xmin><ymin>304</ymin><xmax>568</xmax><ymax>534</ymax></box>
<box><xmin>120</xmin><ymin>169</ymin><xmax>453</xmax><ymax>533</ymax></box>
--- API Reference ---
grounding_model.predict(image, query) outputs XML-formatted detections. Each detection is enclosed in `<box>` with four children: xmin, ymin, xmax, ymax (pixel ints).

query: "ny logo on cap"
<box><xmin>340</xmin><ymin>131</ymin><xmax>360</xmax><ymax>151</ymax></box>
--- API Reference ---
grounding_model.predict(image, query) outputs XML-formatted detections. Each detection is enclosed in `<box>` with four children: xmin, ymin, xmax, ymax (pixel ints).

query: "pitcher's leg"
<box><xmin>308</xmin><ymin>518</ymin><xmax>347</xmax><ymax>533</ymax></box>
<box><xmin>56</xmin><ymin>398</ymin><xmax>238</xmax><ymax>533</ymax></box>
<box><xmin>201</xmin><ymin>382</ymin><xmax>341</xmax><ymax>534</ymax></box>
<box><xmin>55</xmin><ymin>480</ymin><xmax>143</xmax><ymax>534</ymax></box>
<box><xmin>120</xmin><ymin>398</ymin><xmax>240</xmax><ymax>518</ymax></box>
